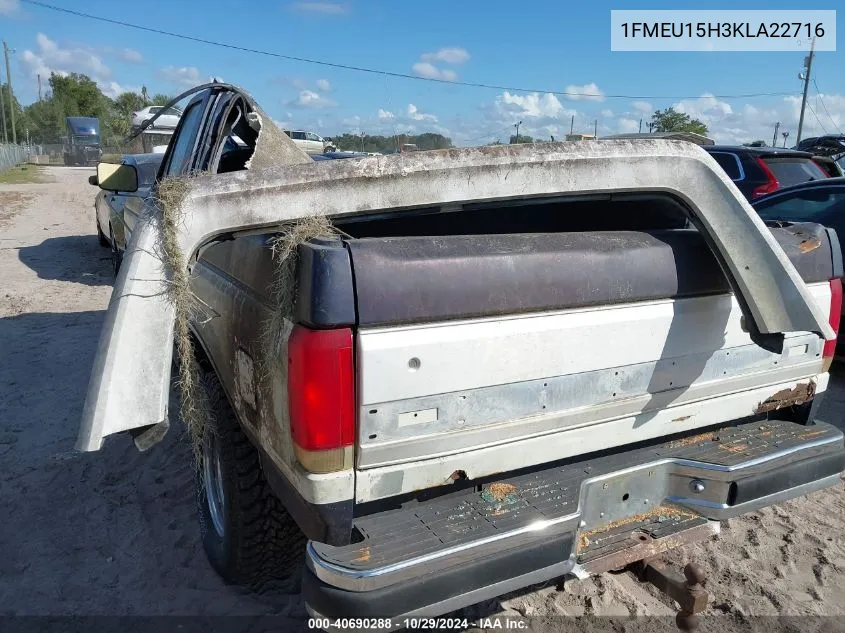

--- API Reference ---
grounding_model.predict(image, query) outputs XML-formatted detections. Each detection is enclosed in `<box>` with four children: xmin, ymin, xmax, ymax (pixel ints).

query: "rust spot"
<box><xmin>351</xmin><ymin>546</ymin><xmax>371</xmax><ymax>563</ymax></box>
<box><xmin>577</xmin><ymin>503</ymin><xmax>700</xmax><ymax>552</ymax></box>
<box><xmin>672</xmin><ymin>415</ymin><xmax>692</xmax><ymax>422</ymax></box>
<box><xmin>799</xmin><ymin>429</ymin><xmax>828</xmax><ymax>440</ymax></box>
<box><xmin>755</xmin><ymin>382</ymin><xmax>815</xmax><ymax>414</ymax></box>
<box><xmin>486</xmin><ymin>482</ymin><xmax>518</xmax><ymax>501</ymax></box>
<box><xmin>667</xmin><ymin>431</ymin><xmax>718</xmax><ymax>448</ymax></box>
<box><xmin>799</xmin><ymin>238</ymin><xmax>822</xmax><ymax>253</ymax></box>
<box><xmin>448</xmin><ymin>469</ymin><xmax>467</xmax><ymax>482</ymax></box>
<box><xmin>719</xmin><ymin>442</ymin><xmax>749</xmax><ymax>454</ymax></box>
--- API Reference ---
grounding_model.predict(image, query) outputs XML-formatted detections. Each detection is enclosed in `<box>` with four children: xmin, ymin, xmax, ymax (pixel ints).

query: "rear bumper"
<box><xmin>304</xmin><ymin>418</ymin><xmax>845</xmax><ymax>620</ymax></box>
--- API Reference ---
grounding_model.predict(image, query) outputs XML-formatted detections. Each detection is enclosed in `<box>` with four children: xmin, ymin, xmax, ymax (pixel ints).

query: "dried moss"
<box><xmin>155</xmin><ymin>175</ymin><xmax>209</xmax><ymax>464</ymax></box>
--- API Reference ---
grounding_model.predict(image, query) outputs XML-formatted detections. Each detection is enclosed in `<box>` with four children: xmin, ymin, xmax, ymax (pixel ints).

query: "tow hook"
<box><xmin>628</xmin><ymin>559</ymin><xmax>709</xmax><ymax>630</ymax></box>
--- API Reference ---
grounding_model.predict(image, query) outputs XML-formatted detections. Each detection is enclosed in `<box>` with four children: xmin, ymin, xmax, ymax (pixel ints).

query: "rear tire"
<box><xmin>97</xmin><ymin>222</ymin><xmax>109</xmax><ymax>247</ymax></box>
<box><xmin>196</xmin><ymin>368</ymin><xmax>305</xmax><ymax>592</ymax></box>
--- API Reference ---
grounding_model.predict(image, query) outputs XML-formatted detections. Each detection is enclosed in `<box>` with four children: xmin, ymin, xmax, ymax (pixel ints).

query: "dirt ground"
<box><xmin>2</xmin><ymin>166</ymin><xmax>845</xmax><ymax>630</ymax></box>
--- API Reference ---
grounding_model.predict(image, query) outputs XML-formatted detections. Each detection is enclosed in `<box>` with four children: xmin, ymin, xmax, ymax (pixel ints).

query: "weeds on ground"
<box><xmin>0</xmin><ymin>164</ymin><xmax>47</xmax><ymax>185</ymax></box>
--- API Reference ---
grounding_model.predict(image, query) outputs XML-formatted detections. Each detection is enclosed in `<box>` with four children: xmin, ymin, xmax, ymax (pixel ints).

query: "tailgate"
<box><xmin>349</xmin><ymin>225</ymin><xmax>840</xmax><ymax>496</ymax></box>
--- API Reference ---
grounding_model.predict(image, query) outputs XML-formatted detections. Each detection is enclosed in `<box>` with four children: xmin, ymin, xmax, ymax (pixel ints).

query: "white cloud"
<box><xmin>563</xmin><ymin>83</ymin><xmax>605</xmax><ymax>102</ymax></box>
<box><xmin>616</xmin><ymin>118</ymin><xmax>641</xmax><ymax>133</ymax></box>
<box><xmin>289</xmin><ymin>2</ymin><xmax>348</xmax><ymax>14</ymax></box>
<box><xmin>421</xmin><ymin>47</ymin><xmax>470</xmax><ymax>65</ymax></box>
<box><xmin>412</xmin><ymin>62</ymin><xmax>457</xmax><ymax>81</ymax></box>
<box><xmin>99</xmin><ymin>81</ymin><xmax>142</xmax><ymax>98</ymax></box>
<box><xmin>497</xmin><ymin>91</ymin><xmax>574</xmax><ymax>120</ymax></box>
<box><xmin>288</xmin><ymin>89</ymin><xmax>337</xmax><ymax>109</ymax></box>
<box><xmin>21</xmin><ymin>33</ymin><xmax>112</xmax><ymax>80</ymax></box>
<box><xmin>316</xmin><ymin>78</ymin><xmax>332</xmax><ymax>92</ymax></box>
<box><xmin>653</xmin><ymin>91</ymin><xmax>845</xmax><ymax>145</ymax></box>
<box><xmin>601</xmin><ymin>109</ymin><xmax>614</xmax><ymax>118</ymax></box>
<box><xmin>632</xmin><ymin>100</ymin><xmax>652</xmax><ymax>114</ymax></box>
<box><xmin>407</xmin><ymin>103</ymin><xmax>438</xmax><ymax>122</ymax></box>
<box><xmin>0</xmin><ymin>0</ymin><xmax>19</xmax><ymax>15</ymax></box>
<box><xmin>377</xmin><ymin>108</ymin><xmax>395</xmax><ymax>120</ymax></box>
<box><xmin>159</xmin><ymin>65</ymin><xmax>203</xmax><ymax>87</ymax></box>
<box><xmin>117</xmin><ymin>48</ymin><xmax>143</xmax><ymax>63</ymax></box>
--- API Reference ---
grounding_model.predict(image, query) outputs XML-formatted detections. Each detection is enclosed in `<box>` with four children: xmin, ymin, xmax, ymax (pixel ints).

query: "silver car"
<box><xmin>92</xmin><ymin>153</ymin><xmax>163</xmax><ymax>274</ymax></box>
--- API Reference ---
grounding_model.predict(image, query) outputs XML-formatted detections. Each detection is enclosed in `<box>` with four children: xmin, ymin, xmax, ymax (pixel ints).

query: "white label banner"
<box><xmin>610</xmin><ymin>10</ymin><xmax>836</xmax><ymax>52</ymax></box>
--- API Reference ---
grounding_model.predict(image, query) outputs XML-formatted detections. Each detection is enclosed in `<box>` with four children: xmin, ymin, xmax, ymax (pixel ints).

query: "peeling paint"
<box><xmin>755</xmin><ymin>381</ymin><xmax>815</xmax><ymax>414</ymax></box>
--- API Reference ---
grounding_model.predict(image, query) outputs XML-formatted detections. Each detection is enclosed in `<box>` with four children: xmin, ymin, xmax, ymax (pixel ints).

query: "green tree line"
<box><xmin>1</xmin><ymin>72</ymin><xmax>171</xmax><ymax>146</ymax></box>
<box><xmin>331</xmin><ymin>132</ymin><xmax>452</xmax><ymax>153</ymax></box>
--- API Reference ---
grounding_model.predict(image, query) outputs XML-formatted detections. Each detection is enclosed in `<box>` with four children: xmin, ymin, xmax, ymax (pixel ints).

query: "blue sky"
<box><xmin>1</xmin><ymin>0</ymin><xmax>843</xmax><ymax>145</ymax></box>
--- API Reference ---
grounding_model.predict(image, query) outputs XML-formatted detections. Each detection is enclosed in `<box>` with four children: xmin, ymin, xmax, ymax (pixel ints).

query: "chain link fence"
<box><xmin>0</xmin><ymin>143</ymin><xmax>31</xmax><ymax>172</ymax></box>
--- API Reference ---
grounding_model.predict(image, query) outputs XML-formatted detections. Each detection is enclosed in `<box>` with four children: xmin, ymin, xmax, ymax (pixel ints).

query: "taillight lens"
<box><xmin>287</xmin><ymin>325</ymin><xmax>354</xmax><ymax>472</ymax></box>
<box><xmin>823</xmin><ymin>278</ymin><xmax>842</xmax><ymax>367</ymax></box>
<box><xmin>752</xmin><ymin>158</ymin><xmax>780</xmax><ymax>199</ymax></box>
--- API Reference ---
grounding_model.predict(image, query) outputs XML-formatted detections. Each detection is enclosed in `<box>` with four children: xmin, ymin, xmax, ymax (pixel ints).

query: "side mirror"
<box><xmin>97</xmin><ymin>162</ymin><xmax>138</xmax><ymax>193</ymax></box>
<box><xmin>324</xmin><ymin>137</ymin><xmax>332</xmax><ymax>142</ymax></box>
<box><xmin>88</xmin><ymin>174</ymin><xmax>99</xmax><ymax>186</ymax></box>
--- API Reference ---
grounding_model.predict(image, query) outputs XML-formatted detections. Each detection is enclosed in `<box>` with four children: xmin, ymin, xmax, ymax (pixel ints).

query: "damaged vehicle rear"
<box><xmin>79</xmin><ymin>84</ymin><xmax>845</xmax><ymax>627</ymax></box>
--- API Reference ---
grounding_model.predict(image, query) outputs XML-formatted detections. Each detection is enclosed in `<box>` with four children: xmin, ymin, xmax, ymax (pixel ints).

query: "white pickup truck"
<box><xmin>80</xmin><ymin>84</ymin><xmax>844</xmax><ymax>627</ymax></box>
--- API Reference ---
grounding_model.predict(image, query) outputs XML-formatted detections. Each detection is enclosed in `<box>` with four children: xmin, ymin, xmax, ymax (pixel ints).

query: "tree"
<box><xmin>0</xmin><ymin>83</ymin><xmax>27</xmax><ymax>142</ymax></box>
<box><xmin>650</xmin><ymin>107</ymin><xmax>708</xmax><ymax>135</ymax></box>
<box><xmin>151</xmin><ymin>93</ymin><xmax>174</xmax><ymax>105</ymax></box>
<box><xmin>509</xmin><ymin>134</ymin><xmax>534</xmax><ymax>144</ymax></box>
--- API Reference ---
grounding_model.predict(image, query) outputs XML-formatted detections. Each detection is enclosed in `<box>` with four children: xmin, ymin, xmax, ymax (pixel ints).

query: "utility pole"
<box><xmin>3</xmin><ymin>41</ymin><xmax>16</xmax><ymax>144</ymax></box>
<box><xmin>37</xmin><ymin>73</ymin><xmax>41</xmax><ymax>101</ymax></box>
<box><xmin>796</xmin><ymin>37</ymin><xmax>815</xmax><ymax>144</ymax></box>
<box><xmin>569</xmin><ymin>115</ymin><xmax>574</xmax><ymax>135</ymax></box>
<box><xmin>514</xmin><ymin>120</ymin><xmax>522</xmax><ymax>144</ymax></box>
<box><xmin>638</xmin><ymin>118</ymin><xmax>643</xmax><ymax>133</ymax></box>
<box><xmin>782</xmin><ymin>131</ymin><xmax>790</xmax><ymax>148</ymax></box>
<box><xmin>594</xmin><ymin>119</ymin><xmax>598</xmax><ymax>139</ymax></box>
<box><xmin>0</xmin><ymin>64</ymin><xmax>7</xmax><ymax>143</ymax></box>
<box><xmin>647</xmin><ymin>122</ymin><xmax>655</xmax><ymax>133</ymax></box>
<box><xmin>772</xmin><ymin>122</ymin><xmax>780</xmax><ymax>147</ymax></box>
<box><xmin>359</xmin><ymin>131</ymin><xmax>365</xmax><ymax>152</ymax></box>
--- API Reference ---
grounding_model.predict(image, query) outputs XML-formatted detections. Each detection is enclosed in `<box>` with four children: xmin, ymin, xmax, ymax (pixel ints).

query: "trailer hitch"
<box><xmin>628</xmin><ymin>559</ymin><xmax>709</xmax><ymax>630</ymax></box>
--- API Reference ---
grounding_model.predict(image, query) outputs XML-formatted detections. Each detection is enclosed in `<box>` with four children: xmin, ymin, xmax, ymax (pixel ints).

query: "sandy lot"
<box><xmin>2</xmin><ymin>166</ymin><xmax>844</xmax><ymax>630</ymax></box>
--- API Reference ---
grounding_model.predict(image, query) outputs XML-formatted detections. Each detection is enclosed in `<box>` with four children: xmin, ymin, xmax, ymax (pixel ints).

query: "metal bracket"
<box><xmin>628</xmin><ymin>559</ymin><xmax>709</xmax><ymax>630</ymax></box>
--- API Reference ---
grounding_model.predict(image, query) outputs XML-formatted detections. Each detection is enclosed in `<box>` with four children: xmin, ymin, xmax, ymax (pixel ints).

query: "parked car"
<box><xmin>131</xmin><ymin>105</ymin><xmax>182</xmax><ymax>130</ymax></box>
<box><xmin>753</xmin><ymin>177</ymin><xmax>845</xmax><ymax>348</ymax></box>
<box><xmin>814</xmin><ymin>154</ymin><xmax>845</xmax><ymax>178</ymax></box>
<box><xmin>81</xmin><ymin>84</ymin><xmax>845</xmax><ymax>627</ymax></box>
<box><xmin>704</xmin><ymin>145</ymin><xmax>829</xmax><ymax>201</ymax></box>
<box><xmin>283</xmin><ymin>129</ymin><xmax>336</xmax><ymax>155</ymax></box>
<box><xmin>90</xmin><ymin>153</ymin><xmax>163</xmax><ymax>274</ymax></box>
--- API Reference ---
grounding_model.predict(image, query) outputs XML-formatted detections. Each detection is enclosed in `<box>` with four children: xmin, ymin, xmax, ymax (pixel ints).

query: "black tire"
<box><xmin>109</xmin><ymin>225</ymin><xmax>123</xmax><ymax>276</ymax></box>
<box><xmin>324</xmin><ymin>146</ymin><xmax>336</xmax><ymax>153</ymax></box>
<box><xmin>97</xmin><ymin>222</ymin><xmax>109</xmax><ymax>247</ymax></box>
<box><xmin>196</xmin><ymin>368</ymin><xmax>305</xmax><ymax>592</ymax></box>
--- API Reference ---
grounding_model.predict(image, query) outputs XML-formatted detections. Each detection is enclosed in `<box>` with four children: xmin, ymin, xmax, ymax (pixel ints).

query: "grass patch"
<box><xmin>0</xmin><ymin>164</ymin><xmax>47</xmax><ymax>185</ymax></box>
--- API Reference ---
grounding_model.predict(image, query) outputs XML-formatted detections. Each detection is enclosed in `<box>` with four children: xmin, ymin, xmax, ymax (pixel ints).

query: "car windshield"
<box><xmin>72</xmin><ymin>135</ymin><xmax>99</xmax><ymax>146</ymax></box>
<box><xmin>755</xmin><ymin>188</ymin><xmax>845</xmax><ymax>222</ymax></box>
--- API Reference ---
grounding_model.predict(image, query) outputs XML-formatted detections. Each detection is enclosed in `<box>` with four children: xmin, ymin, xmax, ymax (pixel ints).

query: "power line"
<box><xmin>812</xmin><ymin>78</ymin><xmax>843</xmax><ymax>134</ymax></box>
<box><xmin>807</xmin><ymin>101</ymin><xmax>828</xmax><ymax>135</ymax></box>
<box><xmin>21</xmin><ymin>0</ymin><xmax>803</xmax><ymax>102</ymax></box>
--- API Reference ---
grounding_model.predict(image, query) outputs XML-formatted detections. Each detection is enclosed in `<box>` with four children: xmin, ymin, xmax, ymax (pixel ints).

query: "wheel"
<box><xmin>197</xmin><ymin>367</ymin><xmax>305</xmax><ymax>592</ymax></box>
<box><xmin>97</xmin><ymin>221</ymin><xmax>109</xmax><ymax>247</ymax></box>
<box><xmin>109</xmin><ymin>225</ymin><xmax>123</xmax><ymax>276</ymax></box>
<box><xmin>324</xmin><ymin>146</ymin><xmax>336</xmax><ymax>153</ymax></box>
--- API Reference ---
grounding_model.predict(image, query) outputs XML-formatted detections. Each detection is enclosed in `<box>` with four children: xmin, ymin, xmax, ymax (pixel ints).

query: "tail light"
<box><xmin>287</xmin><ymin>325</ymin><xmax>355</xmax><ymax>473</ymax></box>
<box><xmin>751</xmin><ymin>158</ymin><xmax>780</xmax><ymax>199</ymax></box>
<box><xmin>823</xmin><ymin>278</ymin><xmax>842</xmax><ymax>371</ymax></box>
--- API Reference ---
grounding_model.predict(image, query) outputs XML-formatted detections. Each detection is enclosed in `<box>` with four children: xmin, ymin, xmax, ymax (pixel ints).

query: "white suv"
<box><xmin>284</xmin><ymin>130</ymin><xmax>336</xmax><ymax>155</ymax></box>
